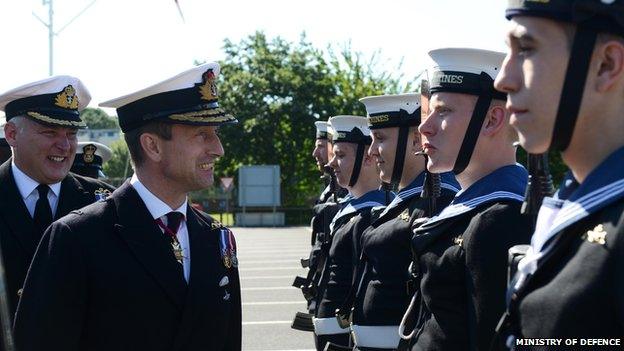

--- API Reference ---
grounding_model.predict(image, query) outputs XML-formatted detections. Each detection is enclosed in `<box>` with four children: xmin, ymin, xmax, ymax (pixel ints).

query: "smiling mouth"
<box><xmin>199</xmin><ymin>163</ymin><xmax>213</xmax><ymax>171</ymax></box>
<box><xmin>48</xmin><ymin>156</ymin><xmax>66</xmax><ymax>162</ymax></box>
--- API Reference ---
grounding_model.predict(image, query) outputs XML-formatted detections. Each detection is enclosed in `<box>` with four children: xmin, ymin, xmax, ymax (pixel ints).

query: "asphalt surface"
<box><xmin>235</xmin><ymin>226</ymin><xmax>315</xmax><ymax>351</ymax></box>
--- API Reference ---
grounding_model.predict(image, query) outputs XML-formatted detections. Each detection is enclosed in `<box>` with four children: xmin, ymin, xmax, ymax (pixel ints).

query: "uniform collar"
<box><xmin>423</xmin><ymin>164</ymin><xmax>527</xmax><ymax>226</ymax></box>
<box><xmin>130</xmin><ymin>174</ymin><xmax>187</xmax><ymax>220</ymax></box>
<box><xmin>537</xmin><ymin>146</ymin><xmax>624</xmax><ymax>241</ymax></box>
<box><xmin>11</xmin><ymin>161</ymin><xmax>61</xmax><ymax>199</ymax></box>
<box><xmin>330</xmin><ymin>189</ymin><xmax>386</xmax><ymax>233</ymax></box>
<box><xmin>378</xmin><ymin>171</ymin><xmax>460</xmax><ymax>219</ymax></box>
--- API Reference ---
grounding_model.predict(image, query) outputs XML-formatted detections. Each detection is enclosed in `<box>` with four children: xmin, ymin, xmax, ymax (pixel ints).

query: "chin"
<box><xmin>518</xmin><ymin>135</ymin><xmax>550</xmax><ymax>154</ymax></box>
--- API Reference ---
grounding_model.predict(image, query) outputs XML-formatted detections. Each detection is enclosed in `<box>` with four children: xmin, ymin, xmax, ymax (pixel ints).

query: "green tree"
<box><xmin>214</xmin><ymin>32</ymin><xmax>413</xmax><ymax>206</ymax></box>
<box><xmin>102</xmin><ymin>139</ymin><xmax>132</xmax><ymax>184</ymax></box>
<box><xmin>81</xmin><ymin>108</ymin><xmax>119</xmax><ymax>129</ymax></box>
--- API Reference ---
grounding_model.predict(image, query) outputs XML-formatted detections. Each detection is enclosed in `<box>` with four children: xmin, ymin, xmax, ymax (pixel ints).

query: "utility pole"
<box><xmin>32</xmin><ymin>0</ymin><xmax>97</xmax><ymax>76</ymax></box>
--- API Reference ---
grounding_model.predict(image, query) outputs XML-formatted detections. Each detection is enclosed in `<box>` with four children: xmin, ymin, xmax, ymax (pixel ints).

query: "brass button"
<box><xmin>17</xmin><ymin>288</ymin><xmax>23</xmax><ymax>297</ymax></box>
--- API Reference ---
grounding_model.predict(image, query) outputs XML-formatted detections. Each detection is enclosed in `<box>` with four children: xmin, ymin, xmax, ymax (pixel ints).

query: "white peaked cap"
<box><xmin>327</xmin><ymin>115</ymin><xmax>370</xmax><ymax>135</ymax></box>
<box><xmin>359</xmin><ymin>93</ymin><xmax>421</xmax><ymax>115</ymax></box>
<box><xmin>428</xmin><ymin>48</ymin><xmax>505</xmax><ymax>80</ymax></box>
<box><xmin>0</xmin><ymin>75</ymin><xmax>91</xmax><ymax>112</ymax></box>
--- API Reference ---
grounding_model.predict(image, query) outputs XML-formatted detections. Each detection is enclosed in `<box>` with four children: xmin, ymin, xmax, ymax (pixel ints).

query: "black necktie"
<box><xmin>33</xmin><ymin>184</ymin><xmax>53</xmax><ymax>237</ymax></box>
<box><xmin>166</xmin><ymin>212</ymin><xmax>184</xmax><ymax>235</ymax></box>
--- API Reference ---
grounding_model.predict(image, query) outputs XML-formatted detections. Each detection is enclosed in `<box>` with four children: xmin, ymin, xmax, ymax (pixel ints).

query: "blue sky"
<box><xmin>0</xmin><ymin>0</ymin><xmax>510</xmax><ymax>115</ymax></box>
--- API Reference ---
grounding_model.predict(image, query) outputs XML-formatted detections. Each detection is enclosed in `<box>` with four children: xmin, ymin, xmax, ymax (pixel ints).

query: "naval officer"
<box><xmin>0</xmin><ymin>76</ymin><xmax>114</xmax><ymax>321</ymax></box>
<box><xmin>14</xmin><ymin>63</ymin><xmax>242</xmax><ymax>351</ymax></box>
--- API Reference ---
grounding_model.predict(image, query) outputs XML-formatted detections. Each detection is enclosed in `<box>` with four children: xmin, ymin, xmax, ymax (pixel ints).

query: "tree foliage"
<box><xmin>102</xmin><ymin>139</ymin><xmax>132</xmax><ymax>184</ymax></box>
<box><xmin>214</xmin><ymin>32</ymin><xmax>414</xmax><ymax>206</ymax></box>
<box><xmin>81</xmin><ymin>108</ymin><xmax>119</xmax><ymax>129</ymax></box>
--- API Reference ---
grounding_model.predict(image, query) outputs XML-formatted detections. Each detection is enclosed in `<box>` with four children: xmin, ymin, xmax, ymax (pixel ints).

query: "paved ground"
<box><xmin>235</xmin><ymin>226</ymin><xmax>315</xmax><ymax>351</ymax></box>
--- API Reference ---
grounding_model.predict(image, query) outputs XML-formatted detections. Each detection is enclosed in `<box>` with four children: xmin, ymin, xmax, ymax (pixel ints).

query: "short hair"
<box><xmin>123</xmin><ymin>121</ymin><xmax>173</xmax><ymax>167</ymax></box>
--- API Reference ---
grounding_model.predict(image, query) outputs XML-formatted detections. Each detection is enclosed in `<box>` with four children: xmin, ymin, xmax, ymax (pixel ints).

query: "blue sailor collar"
<box><xmin>330</xmin><ymin>189</ymin><xmax>387</xmax><ymax>233</ymax></box>
<box><xmin>423</xmin><ymin>164</ymin><xmax>527</xmax><ymax>226</ymax></box>
<box><xmin>540</xmin><ymin>146</ymin><xmax>624</xmax><ymax>242</ymax></box>
<box><xmin>377</xmin><ymin>171</ymin><xmax>460</xmax><ymax>220</ymax></box>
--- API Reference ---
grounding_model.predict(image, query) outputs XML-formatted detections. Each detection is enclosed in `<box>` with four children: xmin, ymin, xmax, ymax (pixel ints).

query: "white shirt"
<box><xmin>130</xmin><ymin>174</ymin><xmax>191</xmax><ymax>283</ymax></box>
<box><xmin>11</xmin><ymin>161</ymin><xmax>62</xmax><ymax>218</ymax></box>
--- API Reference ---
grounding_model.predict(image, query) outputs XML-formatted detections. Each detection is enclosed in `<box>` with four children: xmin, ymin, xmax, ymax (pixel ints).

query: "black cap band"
<box><xmin>430</xmin><ymin>70</ymin><xmax>507</xmax><ymax>101</ymax></box>
<box><xmin>367</xmin><ymin>108</ymin><xmax>421</xmax><ymax>130</ymax></box>
<box><xmin>331</xmin><ymin>127</ymin><xmax>372</xmax><ymax>145</ymax></box>
<box><xmin>316</xmin><ymin>131</ymin><xmax>328</xmax><ymax>140</ymax></box>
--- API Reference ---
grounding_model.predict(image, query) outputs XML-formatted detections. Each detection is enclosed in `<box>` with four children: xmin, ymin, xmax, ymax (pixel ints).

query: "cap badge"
<box><xmin>82</xmin><ymin>144</ymin><xmax>97</xmax><ymax>163</ymax></box>
<box><xmin>198</xmin><ymin>69</ymin><xmax>218</xmax><ymax>101</ymax></box>
<box><xmin>582</xmin><ymin>224</ymin><xmax>607</xmax><ymax>245</ymax></box>
<box><xmin>54</xmin><ymin>85</ymin><xmax>80</xmax><ymax>110</ymax></box>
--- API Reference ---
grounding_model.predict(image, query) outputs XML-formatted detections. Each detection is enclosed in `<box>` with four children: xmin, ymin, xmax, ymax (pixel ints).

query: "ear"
<box><xmin>139</xmin><ymin>133</ymin><xmax>164</xmax><ymax>162</ymax></box>
<box><xmin>595</xmin><ymin>39</ymin><xmax>624</xmax><ymax>93</ymax></box>
<box><xmin>482</xmin><ymin>104</ymin><xmax>506</xmax><ymax>137</ymax></box>
<box><xmin>409</xmin><ymin>126</ymin><xmax>422</xmax><ymax>153</ymax></box>
<box><xmin>4</xmin><ymin>122</ymin><xmax>19</xmax><ymax>147</ymax></box>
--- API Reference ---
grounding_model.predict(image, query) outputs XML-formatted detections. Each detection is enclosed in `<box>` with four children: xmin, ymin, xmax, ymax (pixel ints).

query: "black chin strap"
<box><xmin>391</xmin><ymin>126</ymin><xmax>410</xmax><ymax>186</ymax></box>
<box><xmin>452</xmin><ymin>72</ymin><xmax>494</xmax><ymax>175</ymax></box>
<box><xmin>348</xmin><ymin>142</ymin><xmax>366</xmax><ymax>187</ymax></box>
<box><xmin>550</xmin><ymin>26</ymin><xmax>597</xmax><ymax>152</ymax></box>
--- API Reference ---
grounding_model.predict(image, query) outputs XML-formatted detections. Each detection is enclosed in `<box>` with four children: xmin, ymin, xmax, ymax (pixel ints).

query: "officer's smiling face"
<box><xmin>369</xmin><ymin>127</ymin><xmax>398</xmax><ymax>183</ymax></box>
<box><xmin>159</xmin><ymin>124</ymin><xmax>224</xmax><ymax>192</ymax></box>
<box><xmin>495</xmin><ymin>16</ymin><xmax>570</xmax><ymax>153</ymax></box>
<box><xmin>328</xmin><ymin>142</ymin><xmax>356</xmax><ymax>188</ymax></box>
<box><xmin>5</xmin><ymin>117</ymin><xmax>77</xmax><ymax>184</ymax></box>
<box><xmin>311</xmin><ymin>139</ymin><xmax>328</xmax><ymax>172</ymax></box>
<box><xmin>419</xmin><ymin>92</ymin><xmax>475</xmax><ymax>173</ymax></box>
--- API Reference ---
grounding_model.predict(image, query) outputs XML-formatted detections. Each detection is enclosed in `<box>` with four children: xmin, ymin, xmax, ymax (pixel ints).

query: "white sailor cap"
<box><xmin>100</xmin><ymin>62</ymin><xmax>237</xmax><ymax>132</ymax></box>
<box><xmin>327</xmin><ymin>115</ymin><xmax>372</xmax><ymax>144</ymax></box>
<box><xmin>427</xmin><ymin>48</ymin><xmax>506</xmax><ymax>100</ymax></box>
<box><xmin>359</xmin><ymin>93</ymin><xmax>421</xmax><ymax>130</ymax></box>
<box><xmin>315</xmin><ymin>121</ymin><xmax>328</xmax><ymax>139</ymax></box>
<box><xmin>0</xmin><ymin>75</ymin><xmax>91</xmax><ymax>128</ymax></box>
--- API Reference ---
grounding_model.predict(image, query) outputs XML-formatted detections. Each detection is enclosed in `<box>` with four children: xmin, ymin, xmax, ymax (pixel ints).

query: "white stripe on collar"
<box><xmin>423</xmin><ymin>191</ymin><xmax>524</xmax><ymax>227</ymax></box>
<box><xmin>537</xmin><ymin>178</ymin><xmax>624</xmax><ymax>251</ymax></box>
<box><xmin>377</xmin><ymin>186</ymin><xmax>423</xmax><ymax>219</ymax></box>
<box><xmin>330</xmin><ymin>200</ymin><xmax>384</xmax><ymax>233</ymax></box>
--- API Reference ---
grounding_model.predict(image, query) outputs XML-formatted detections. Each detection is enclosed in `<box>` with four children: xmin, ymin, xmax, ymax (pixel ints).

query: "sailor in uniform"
<box><xmin>494</xmin><ymin>0</ymin><xmax>624</xmax><ymax>345</ymax></box>
<box><xmin>0</xmin><ymin>76</ymin><xmax>115</xmax><ymax>323</ymax></box>
<box><xmin>70</xmin><ymin>141</ymin><xmax>113</xmax><ymax>179</ymax></box>
<box><xmin>312</xmin><ymin>115</ymin><xmax>387</xmax><ymax>350</ymax></box>
<box><xmin>405</xmin><ymin>48</ymin><xmax>532</xmax><ymax>350</ymax></box>
<box><xmin>13</xmin><ymin>63</ymin><xmax>242</xmax><ymax>351</ymax></box>
<box><xmin>293</xmin><ymin>121</ymin><xmax>350</xmax><ymax>321</ymax></box>
<box><xmin>336</xmin><ymin>94</ymin><xmax>459</xmax><ymax>351</ymax></box>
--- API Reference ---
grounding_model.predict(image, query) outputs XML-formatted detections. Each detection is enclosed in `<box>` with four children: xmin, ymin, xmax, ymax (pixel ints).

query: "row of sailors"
<box><xmin>294</xmin><ymin>28</ymin><xmax>624</xmax><ymax>351</ymax></box>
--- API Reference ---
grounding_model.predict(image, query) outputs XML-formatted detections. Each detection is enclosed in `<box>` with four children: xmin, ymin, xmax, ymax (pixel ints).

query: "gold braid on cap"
<box><xmin>26</xmin><ymin>112</ymin><xmax>86</xmax><ymax>127</ymax></box>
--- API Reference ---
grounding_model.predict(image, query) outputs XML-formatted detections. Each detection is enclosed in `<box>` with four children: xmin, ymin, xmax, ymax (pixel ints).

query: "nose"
<box><xmin>211</xmin><ymin>134</ymin><xmax>225</xmax><ymax>158</ymax></box>
<box><xmin>54</xmin><ymin>134</ymin><xmax>73</xmax><ymax>153</ymax></box>
<box><xmin>418</xmin><ymin>113</ymin><xmax>435</xmax><ymax>138</ymax></box>
<box><xmin>494</xmin><ymin>53</ymin><xmax>518</xmax><ymax>95</ymax></box>
<box><xmin>328</xmin><ymin>154</ymin><xmax>338</xmax><ymax>170</ymax></box>
<box><xmin>312</xmin><ymin>146</ymin><xmax>319</xmax><ymax>159</ymax></box>
<box><xmin>368</xmin><ymin>139</ymin><xmax>379</xmax><ymax>157</ymax></box>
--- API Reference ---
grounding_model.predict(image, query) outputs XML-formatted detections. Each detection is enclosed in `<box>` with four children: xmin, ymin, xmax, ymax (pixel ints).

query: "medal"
<box><xmin>171</xmin><ymin>241</ymin><xmax>184</xmax><ymax>264</ymax></box>
<box><xmin>230</xmin><ymin>250</ymin><xmax>238</xmax><ymax>268</ymax></box>
<box><xmin>223</xmin><ymin>255</ymin><xmax>232</xmax><ymax>269</ymax></box>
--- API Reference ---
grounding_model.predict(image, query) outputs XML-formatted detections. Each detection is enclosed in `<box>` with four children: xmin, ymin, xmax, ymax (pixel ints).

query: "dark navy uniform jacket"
<box><xmin>13</xmin><ymin>181</ymin><xmax>241</xmax><ymax>351</ymax></box>
<box><xmin>353</xmin><ymin>172</ymin><xmax>459</xmax><ymax>326</ymax></box>
<box><xmin>317</xmin><ymin>189</ymin><xmax>388</xmax><ymax>319</ymax></box>
<box><xmin>410</xmin><ymin>165</ymin><xmax>531</xmax><ymax>351</ymax></box>
<box><xmin>503</xmin><ymin>147</ymin><xmax>624</xmax><ymax>346</ymax></box>
<box><xmin>0</xmin><ymin>159</ymin><xmax>114</xmax><ymax>318</ymax></box>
